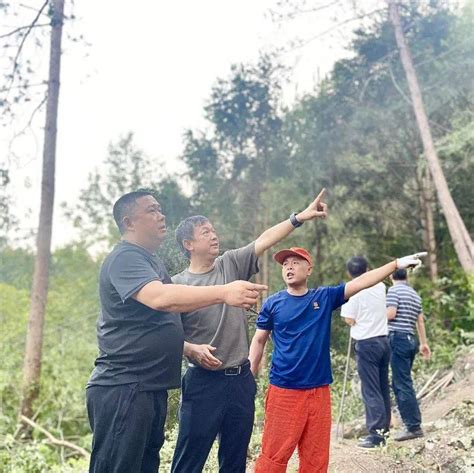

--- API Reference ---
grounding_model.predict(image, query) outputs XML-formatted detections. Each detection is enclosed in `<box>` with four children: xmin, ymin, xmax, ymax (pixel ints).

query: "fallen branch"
<box><xmin>20</xmin><ymin>415</ymin><xmax>90</xmax><ymax>458</ymax></box>
<box><xmin>416</xmin><ymin>369</ymin><xmax>440</xmax><ymax>400</ymax></box>
<box><xmin>422</xmin><ymin>371</ymin><xmax>454</xmax><ymax>402</ymax></box>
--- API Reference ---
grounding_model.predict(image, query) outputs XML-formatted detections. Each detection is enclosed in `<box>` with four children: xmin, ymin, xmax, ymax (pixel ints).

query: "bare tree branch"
<box><xmin>20</xmin><ymin>415</ymin><xmax>90</xmax><ymax>458</ymax></box>
<box><xmin>19</xmin><ymin>2</ymin><xmax>51</xmax><ymax>16</ymax></box>
<box><xmin>289</xmin><ymin>8</ymin><xmax>385</xmax><ymax>51</ymax></box>
<box><xmin>0</xmin><ymin>81</ymin><xmax>47</xmax><ymax>93</ymax></box>
<box><xmin>0</xmin><ymin>22</ymin><xmax>49</xmax><ymax>39</ymax></box>
<box><xmin>5</xmin><ymin>0</ymin><xmax>50</xmax><ymax>97</ymax></box>
<box><xmin>270</xmin><ymin>0</ymin><xmax>340</xmax><ymax>21</ymax></box>
<box><xmin>388</xmin><ymin>59</ymin><xmax>411</xmax><ymax>105</ymax></box>
<box><xmin>7</xmin><ymin>95</ymin><xmax>46</xmax><ymax>165</ymax></box>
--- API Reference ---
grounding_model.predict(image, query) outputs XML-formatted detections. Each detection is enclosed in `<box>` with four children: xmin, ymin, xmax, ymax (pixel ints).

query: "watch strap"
<box><xmin>289</xmin><ymin>212</ymin><xmax>303</xmax><ymax>228</ymax></box>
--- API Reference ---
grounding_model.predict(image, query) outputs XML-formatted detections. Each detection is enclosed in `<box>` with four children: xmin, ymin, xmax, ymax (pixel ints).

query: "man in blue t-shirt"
<box><xmin>250</xmin><ymin>247</ymin><xmax>426</xmax><ymax>472</ymax></box>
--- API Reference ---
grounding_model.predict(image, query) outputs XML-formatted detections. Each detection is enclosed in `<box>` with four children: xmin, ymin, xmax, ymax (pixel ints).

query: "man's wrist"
<box><xmin>217</xmin><ymin>284</ymin><xmax>228</xmax><ymax>304</ymax></box>
<box><xmin>289</xmin><ymin>212</ymin><xmax>303</xmax><ymax>228</ymax></box>
<box><xmin>183</xmin><ymin>342</ymin><xmax>195</xmax><ymax>357</ymax></box>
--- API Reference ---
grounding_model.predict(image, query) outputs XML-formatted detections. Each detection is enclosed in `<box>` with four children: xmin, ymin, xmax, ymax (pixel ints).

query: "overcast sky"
<box><xmin>2</xmin><ymin>0</ymin><xmax>378</xmax><ymax>247</ymax></box>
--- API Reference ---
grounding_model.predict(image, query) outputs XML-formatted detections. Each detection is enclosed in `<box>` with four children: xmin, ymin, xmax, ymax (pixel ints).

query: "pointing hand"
<box><xmin>296</xmin><ymin>188</ymin><xmax>328</xmax><ymax>222</ymax></box>
<box><xmin>396</xmin><ymin>252</ymin><xmax>427</xmax><ymax>270</ymax></box>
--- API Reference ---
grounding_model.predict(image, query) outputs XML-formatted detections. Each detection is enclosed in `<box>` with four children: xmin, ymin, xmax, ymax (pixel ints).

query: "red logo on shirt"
<box><xmin>313</xmin><ymin>302</ymin><xmax>320</xmax><ymax>310</ymax></box>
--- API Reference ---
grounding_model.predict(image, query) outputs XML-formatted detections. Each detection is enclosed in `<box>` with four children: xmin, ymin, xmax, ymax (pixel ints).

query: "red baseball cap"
<box><xmin>273</xmin><ymin>247</ymin><xmax>313</xmax><ymax>266</ymax></box>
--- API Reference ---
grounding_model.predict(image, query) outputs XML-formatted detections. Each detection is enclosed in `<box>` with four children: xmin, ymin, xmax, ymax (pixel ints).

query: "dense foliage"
<box><xmin>1</xmin><ymin>1</ymin><xmax>472</xmax><ymax>470</ymax></box>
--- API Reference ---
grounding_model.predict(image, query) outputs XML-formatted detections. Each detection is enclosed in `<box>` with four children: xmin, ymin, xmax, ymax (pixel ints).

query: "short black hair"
<box><xmin>112</xmin><ymin>190</ymin><xmax>154</xmax><ymax>234</ymax></box>
<box><xmin>175</xmin><ymin>215</ymin><xmax>209</xmax><ymax>259</ymax></box>
<box><xmin>346</xmin><ymin>256</ymin><xmax>368</xmax><ymax>277</ymax></box>
<box><xmin>392</xmin><ymin>268</ymin><xmax>407</xmax><ymax>280</ymax></box>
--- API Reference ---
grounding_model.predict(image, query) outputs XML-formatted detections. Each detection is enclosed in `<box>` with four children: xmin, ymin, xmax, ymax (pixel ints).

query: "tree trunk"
<box><xmin>257</xmin><ymin>206</ymin><xmax>270</xmax><ymax>378</ymax></box>
<box><xmin>20</xmin><ymin>0</ymin><xmax>65</xmax><ymax>420</ymax></box>
<box><xmin>388</xmin><ymin>0</ymin><xmax>474</xmax><ymax>273</ymax></box>
<box><xmin>423</xmin><ymin>170</ymin><xmax>438</xmax><ymax>280</ymax></box>
<box><xmin>418</xmin><ymin>166</ymin><xmax>438</xmax><ymax>281</ymax></box>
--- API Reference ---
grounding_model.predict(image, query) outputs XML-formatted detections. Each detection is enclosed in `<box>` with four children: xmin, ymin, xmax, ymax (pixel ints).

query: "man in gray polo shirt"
<box><xmin>171</xmin><ymin>190</ymin><xmax>328</xmax><ymax>473</ymax></box>
<box><xmin>387</xmin><ymin>268</ymin><xmax>431</xmax><ymax>441</ymax></box>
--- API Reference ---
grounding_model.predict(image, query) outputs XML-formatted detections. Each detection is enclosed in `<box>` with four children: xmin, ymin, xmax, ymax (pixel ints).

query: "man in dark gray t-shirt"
<box><xmin>171</xmin><ymin>189</ymin><xmax>329</xmax><ymax>473</ymax></box>
<box><xmin>86</xmin><ymin>191</ymin><xmax>266</xmax><ymax>473</ymax></box>
<box><xmin>88</xmin><ymin>240</ymin><xmax>184</xmax><ymax>391</ymax></box>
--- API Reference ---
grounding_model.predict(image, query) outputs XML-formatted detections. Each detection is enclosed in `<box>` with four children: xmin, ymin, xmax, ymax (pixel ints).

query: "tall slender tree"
<box><xmin>21</xmin><ymin>0</ymin><xmax>65</xmax><ymax>420</ymax></box>
<box><xmin>388</xmin><ymin>0</ymin><xmax>473</xmax><ymax>273</ymax></box>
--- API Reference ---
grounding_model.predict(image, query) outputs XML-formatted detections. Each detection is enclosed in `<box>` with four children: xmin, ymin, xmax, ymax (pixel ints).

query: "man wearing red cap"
<box><xmin>171</xmin><ymin>190</ymin><xmax>329</xmax><ymax>473</ymax></box>
<box><xmin>250</xmin><ymin>248</ymin><xmax>425</xmax><ymax>472</ymax></box>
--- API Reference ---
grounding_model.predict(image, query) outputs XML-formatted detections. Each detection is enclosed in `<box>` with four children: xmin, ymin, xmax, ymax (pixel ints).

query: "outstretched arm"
<box><xmin>134</xmin><ymin>279</ymin><xmax>267</xmax><ymax>313</ymax></box>
<box><xmin>254</xmin><ymin>189</ymin><xmax>328</xmax><ymax>257</ymax></box>
<box><xmin>249</xmin><ymin>329</ymin><xmax>271</xmax><ymax>376</ymax></box>
<box><xmin>345</xmin><ymin>252</ymin><xmax>427</xmax><ymax>300</ymax></box>
<box><xmin>345</xmin><ymin>261</ymin><xmax>397</xmax><ymax>299</ymax></box>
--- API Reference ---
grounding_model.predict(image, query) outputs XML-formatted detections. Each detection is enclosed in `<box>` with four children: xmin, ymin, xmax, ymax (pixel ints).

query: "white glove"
<box><xmin>396</xmin><ymin>252</ymin><xmax>427</xmax><ymax>270</ymax></box>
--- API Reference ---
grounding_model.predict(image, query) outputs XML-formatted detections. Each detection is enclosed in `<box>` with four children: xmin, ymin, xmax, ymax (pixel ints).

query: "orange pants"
<box><xmin>255</xmin><ymin>384</ymin><xmax>332</xmax><ymax>473</ymax></box>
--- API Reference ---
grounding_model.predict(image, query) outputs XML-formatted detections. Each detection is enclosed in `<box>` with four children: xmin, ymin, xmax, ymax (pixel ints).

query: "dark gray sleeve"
<box><xmin>109</xmin><ymin>250</ymin><xmax>161</xmax><ymax>302</ymax></box>
<box><xmin>224</xmin><ymin>241</ymin><xmax>259</xmax><ymax>281</ymax></box>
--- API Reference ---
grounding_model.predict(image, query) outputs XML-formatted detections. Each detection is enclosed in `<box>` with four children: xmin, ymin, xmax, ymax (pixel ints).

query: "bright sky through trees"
<box><xmin>2</xmin><ymin>0</ymin><xmax>381</xmax><ymax>247</ymax></box>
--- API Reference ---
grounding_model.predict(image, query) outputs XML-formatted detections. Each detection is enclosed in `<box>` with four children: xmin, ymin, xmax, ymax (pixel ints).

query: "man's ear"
<box><xmin>183</xmin><ymin>239</ymin><xmax>194</xmax><ymax>253</ymax></box>
<box><xmin>307</xmin><ymin>265</ymin><xmax>313</xmax><ymax>276</ymax></box>
<box><xmin>122</xmin><ymin>215</ymin><xmax>134</xmax><ymax>232</ymax></box>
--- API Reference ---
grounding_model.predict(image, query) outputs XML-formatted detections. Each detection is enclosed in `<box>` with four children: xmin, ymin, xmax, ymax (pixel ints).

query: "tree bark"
<box><xmin>418</xmin><ymin>166</ymin><xmax>438</xmax><ymax>281</ymax></box>
<box><xmin>388</xmin><ymin>0</ymin><xmax>474</xmax><ymax>273</ymax></box>
<box><xmin>20</xmin><ymin>0</ymin><xmax>65</xmax><ymax>420</ymax></box>
<box><xmin>257</xmin><ymin>206</ymin><xmax>270</xmax><ymax>378</ymax></box>
<box><xmin>423</xmin><ymin>170</ymin><xmax>438</xmax><ymax>280</ymax></box>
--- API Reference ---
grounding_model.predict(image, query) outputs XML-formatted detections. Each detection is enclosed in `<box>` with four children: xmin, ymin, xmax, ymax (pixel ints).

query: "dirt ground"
<box><xmin>328</xmin><ymin>352</ymin><xmax>474</xmax><ymax>473</ymax></box>
<box><xmin>249</xmin><ymin>348</ymin><xmax>474</xmax><ymax>472</ymax></box>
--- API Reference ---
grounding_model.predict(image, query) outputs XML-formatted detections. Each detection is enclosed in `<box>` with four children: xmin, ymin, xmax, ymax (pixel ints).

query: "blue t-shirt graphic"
<box><xmin>256</xmin><ymin>284</ymin><xmax>346</xmax><ymax>389</ymax></box>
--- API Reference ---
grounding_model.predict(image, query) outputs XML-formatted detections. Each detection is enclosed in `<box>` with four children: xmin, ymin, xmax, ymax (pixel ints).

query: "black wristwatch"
<box><xmin>289</xmin><ymin>212</ymin><xmax>303</xmax><ymax>228</ymax></box>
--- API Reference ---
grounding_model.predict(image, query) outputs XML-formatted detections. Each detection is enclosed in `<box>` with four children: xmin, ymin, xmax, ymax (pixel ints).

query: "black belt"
<box><xmin>189</xmin><ymin>360</ymin><xmax>250</xmax><ymax>376</ymax></box>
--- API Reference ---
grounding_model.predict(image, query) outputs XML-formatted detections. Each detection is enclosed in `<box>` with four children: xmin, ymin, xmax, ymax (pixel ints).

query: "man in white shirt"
<box><xmin>341</xmin><ymin>256</ymin><xmax>391</xmax><ymax>449</ymax></box>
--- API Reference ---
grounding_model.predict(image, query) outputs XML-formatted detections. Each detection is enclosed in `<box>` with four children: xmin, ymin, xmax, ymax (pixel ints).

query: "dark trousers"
<box><xmin>389</xmin><ymin>331</ymin><xmax>422</xmax><ymax>431</ymax></box>
<box><xmin>171</xmin><ymin>361</ymin><xmax>257</xmax><ymax>473</ymax></box>
<box><xmin>355</xmin><ymin>335</ymin><xmax>391</xmax><ymax>443</ymax></box>
<box><xmin>86</xmin><ymin>383</ymin><xmax>168</xmax><ymax>473</ymax></box>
